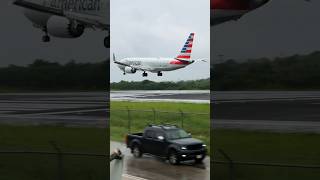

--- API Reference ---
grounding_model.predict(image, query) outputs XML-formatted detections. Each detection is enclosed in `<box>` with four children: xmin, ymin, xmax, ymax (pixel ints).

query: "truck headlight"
<box><xmin>202</xmin><ymin>144</ymin><xmax>207</xmax><ymax>147</ymax></box>
<box><xmin>181</xmin><ymin>146</ymin><xmax>187</xmax><ymax>150</ymax></box>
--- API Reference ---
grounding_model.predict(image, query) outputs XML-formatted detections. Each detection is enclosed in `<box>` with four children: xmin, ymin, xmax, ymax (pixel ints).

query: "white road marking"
<box><xmin>122</xmin><ymin>174</ymin><xmax>149</xmax><ymax>180</ymax></box>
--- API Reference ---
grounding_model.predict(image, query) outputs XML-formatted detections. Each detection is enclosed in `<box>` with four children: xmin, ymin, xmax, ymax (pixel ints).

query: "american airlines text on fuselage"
<box><xmin>49</xmin><ymin>0</ymin><xmax>101</xmax><ymax>11</ymax></box>
<box><xmin>129</xmin><ymin>61</ymin><xmax>141</xmax><ymax>66</ymax></box>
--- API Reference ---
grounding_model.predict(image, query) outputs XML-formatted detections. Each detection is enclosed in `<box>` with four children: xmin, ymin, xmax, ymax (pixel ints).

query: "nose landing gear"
<box><xmin>42</xmin><ymin>27</ymin><xmax>50</xmax><ymax>42</ymax></box>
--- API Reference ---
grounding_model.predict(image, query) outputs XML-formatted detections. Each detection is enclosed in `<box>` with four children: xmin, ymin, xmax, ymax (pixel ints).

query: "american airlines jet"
<box><xmin>13</xmin><ymin>0</ymin><xmax>109</xmax><ymax>48</ymax></box>
<box><xmin>113</xmin><ymin>33</ymin><xmax>205</xmax><ymax>77</ymax></box>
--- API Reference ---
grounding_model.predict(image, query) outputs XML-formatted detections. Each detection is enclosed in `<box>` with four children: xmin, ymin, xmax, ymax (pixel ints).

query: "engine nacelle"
<box><xmin>124</xmin><ymin>67</ymin><xmax>136</xmax><ymax>74</ymax></box>
<box><xmin>47</xmin><ymin>16</ymin><xmax>84</xmax><ymax>38</ymax></box>
<box><xmin>23</xmin><ymin>9</ymin><xmax>50</xmax><ymax>27</ymax></box>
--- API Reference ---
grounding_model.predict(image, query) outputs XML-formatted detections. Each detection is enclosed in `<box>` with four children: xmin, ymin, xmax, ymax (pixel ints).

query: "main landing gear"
<box><xmin>142</xmin><ymin>72</ymin><xmax>148</xmax><ymax>77</ymax></box>
<box><xmin>42</xmin><ymin>26</ymin><xmax>50</xmax><ymax>42</ymax></box>
<box><xmin>157</xmin><ymin>71</ymin><xmax>163</xmax><ymax>76</ymax></box>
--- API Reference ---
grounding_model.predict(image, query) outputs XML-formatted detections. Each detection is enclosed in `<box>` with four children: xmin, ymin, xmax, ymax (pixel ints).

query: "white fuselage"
<box><xmin>117</xmin><ymin>57</ymin><xmax>192</xmax><ymax>73</ymax></box>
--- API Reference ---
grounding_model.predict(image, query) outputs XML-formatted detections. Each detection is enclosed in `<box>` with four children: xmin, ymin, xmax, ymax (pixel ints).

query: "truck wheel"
<box><xmin>132</xmin><ymin>145</ymin><xmax>142</xmax><ymax>158</ymax></box>
<box><xmin>195</xmin><ymin>155</ymin><xmax>205</xmax><ymax>164</ymax></box>
<box><xmin>195</xmin><ymin>158</ymin><xmax>204</xmax><ymax>164</ymax></box>
<box><xmin>168</xmin><ymin>150</ymin><xmax>180</xmax><ymax>165</ymax></box>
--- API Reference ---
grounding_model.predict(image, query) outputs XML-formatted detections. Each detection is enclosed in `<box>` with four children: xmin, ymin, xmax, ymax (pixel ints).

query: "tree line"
<box><xmin>213</xmin><ymin>51</ymin><xmax>320</xmax><ymax>90</ymax></box>
<box><xmin>0</xmin><ymin>59</ymin><xmax>108</xmax><ymax>91</ymax></box>
<box><xmin>2</xmin><ymin>51</ymin><xmax>320</xmax><ymax>91</ymax></box>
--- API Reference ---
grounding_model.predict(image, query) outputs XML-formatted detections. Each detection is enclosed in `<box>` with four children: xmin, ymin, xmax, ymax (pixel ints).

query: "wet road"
<box><xmin>110</xmin><ymin>141</ymin><xmax>210</xmax><ymax>180</ymax></box>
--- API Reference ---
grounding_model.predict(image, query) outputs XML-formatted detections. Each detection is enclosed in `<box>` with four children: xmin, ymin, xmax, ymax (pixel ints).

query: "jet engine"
<box><xmin>124</xmin><ymin>67</ymin><xmax>136</xmax><ymax>74</ymax></box>
<box><xmin>47</xmin><ymin>16</ymin><xmax>84</xmax><ymax>38</ymax></box>
<box><xmin>23</xmin><ymin>9</ymin><xmax>50</xmax><ymax>27</ymax></box>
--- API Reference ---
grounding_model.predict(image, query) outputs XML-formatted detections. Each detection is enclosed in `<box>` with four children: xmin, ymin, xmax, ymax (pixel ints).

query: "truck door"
<box><xmin>153</xmin><ymin>130</ymin><xmax>167</xmax><ymax>156</ymax></box>
<box><xmin>143</xmin><ymin>130</ymin><xmax>155</xmax><ymax>153</ymax></box>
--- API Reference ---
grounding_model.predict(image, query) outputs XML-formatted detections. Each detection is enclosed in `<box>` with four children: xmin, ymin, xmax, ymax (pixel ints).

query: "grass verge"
<box><xmin>213</xmin><ymin>129</ymin><xmax>320</xmax><ymax>180</ymax></box>
<box><xmin>0</xmin><ymin>125</ymin><xmax>107</xmax><ymax>180</ymax></box>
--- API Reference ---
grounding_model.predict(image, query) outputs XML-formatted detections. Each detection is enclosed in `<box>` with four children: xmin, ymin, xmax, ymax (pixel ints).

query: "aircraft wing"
<box><xmin>64</xmin><ymin>11</ymin><xmax>109</xmax><ymax>30</ymax></box>
<box><xmin>12</xmin><ymin>0</ymin><xmax>108</xmax><ymax>30</ymax></box>
<box><xmin>13</xmin><ymin>0</ymin><xmax>63</xmax><ymax>16</ymax></box>
<box><xmin>113</xmin><ymin>60</ymin><xmax>129</xmax><ymax>67</ymax></box>
<box><xmin>113</xmin><ymin>61</ymin><xmax>150</xmax><ymax>71</ymax></box>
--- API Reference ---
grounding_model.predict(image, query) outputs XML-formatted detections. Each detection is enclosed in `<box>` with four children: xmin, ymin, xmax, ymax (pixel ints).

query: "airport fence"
<box><xmin>212</xmin><ymin>149</ymin><xmax>320</xmax><ymax>180</ymax></box>
<box><xmin>110</xmin><ymin>107</ymin><xmax>210</xmax><ymax>147</ymax></box>
<box><xmin>0</xmin><ymin>120</ymin><xmax>108</xmax><ymax>179</ymax></box>
<box><xmin>0</xmin><ymin>141</ymin><xmax>108</xmax><ymax>180</ymax></box>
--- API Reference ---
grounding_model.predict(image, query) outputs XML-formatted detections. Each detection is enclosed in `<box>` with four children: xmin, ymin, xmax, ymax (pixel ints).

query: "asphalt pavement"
<box><xmin>110</xmin><ymin>141</ymin><xmax>210</xmax><ymax>180</ymax></box>
<box><xmin>0</xmin><ymin>92</ymin><xmax>107</xmax><ymax>127</ymax></box>
<box><xmin>213</xmin><ymin>91</ymin><xmax>320</xmax><ymax>133</ymax></box>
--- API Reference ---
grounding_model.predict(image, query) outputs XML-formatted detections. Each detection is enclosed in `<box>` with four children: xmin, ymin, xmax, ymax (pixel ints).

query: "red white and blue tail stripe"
<box><xmin>176</xmin><ymin>33</ymin><xmax>194</xmax><ymax>60</ymax></box>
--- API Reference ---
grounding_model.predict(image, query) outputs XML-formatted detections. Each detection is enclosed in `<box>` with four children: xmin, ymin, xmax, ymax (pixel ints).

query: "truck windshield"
<box><xmin>166</xmin><ymin>129</ymin><xmax>190</xmax><ymax>140</ymax></box>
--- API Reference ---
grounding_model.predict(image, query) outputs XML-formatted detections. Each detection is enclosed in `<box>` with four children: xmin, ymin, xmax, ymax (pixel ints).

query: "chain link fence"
<box><xmin>0</xmin><ymin>121</ymin><xmax>108</xmax><ymax>180</ymax></box>
<box><xmin>110</xmin><ymin>107</ymin><xmax>210</xmax><ymax>147</ymax></box>
<box><xmin>212</xmin><ymin>149</ymin><xmax>320</xmax><ymax>180</ymax></box>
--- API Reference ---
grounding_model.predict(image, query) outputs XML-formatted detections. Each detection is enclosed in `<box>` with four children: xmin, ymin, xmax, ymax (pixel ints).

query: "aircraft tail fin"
<box><xmin>176</xmin><ymin>33</ymin><xmax>195</xmax><ymax>60</ymax></box>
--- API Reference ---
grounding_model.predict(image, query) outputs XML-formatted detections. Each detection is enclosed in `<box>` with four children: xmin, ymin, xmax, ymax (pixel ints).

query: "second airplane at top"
<box><xmin>113</xmin><ymin>33</ymin><xmax>205</xmax><ymax>77</ymax></box>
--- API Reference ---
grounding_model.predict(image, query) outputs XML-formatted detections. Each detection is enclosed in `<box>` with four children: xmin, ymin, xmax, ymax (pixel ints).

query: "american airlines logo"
<box><xmin>50</xmin><ymin>0</ymin><xmax>101</xmax><ymax>11</ymax></box>
<box><xmin>130</xmin><ymin>61</ymin><xmax>141</xmax><ymax>66</ymax></box>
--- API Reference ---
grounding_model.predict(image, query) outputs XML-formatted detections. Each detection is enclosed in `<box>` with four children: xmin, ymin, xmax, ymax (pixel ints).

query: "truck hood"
<box><xmin>169</xmin><ymin>138</ymin><xmax>203</xmax><ymax>146</ymax></box>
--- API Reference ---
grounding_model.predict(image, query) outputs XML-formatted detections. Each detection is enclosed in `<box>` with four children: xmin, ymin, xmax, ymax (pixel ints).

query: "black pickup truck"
<box><xmin>125</xmin><ymin>125</ymin><xmax>207</xmax><ymax>165</ymax></box>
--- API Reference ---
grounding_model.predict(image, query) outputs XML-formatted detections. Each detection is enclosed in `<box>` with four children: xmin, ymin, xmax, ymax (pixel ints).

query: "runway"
<box><xmin>212</xmin><ymin>91</ymin><xmax>320</xmax><ymax>102</ymax></box>
<box><xmin>111</xmin><ymin>90</ymin><xmax>210</xmax><ymax>103</ymax></box>
<box><xmin>213</xmin><ymin>91</ymin><xmax>320</xmax><ymax>133</ymax></box>
<box><xmin>110</xmin><ymin>141</ymin><xmax>210</xmax><ymax>180</ymax></box>
<box><xmin>0</xmin><ymin>92</ymin><xmax>107</xmax><ymax>127</ymax></box>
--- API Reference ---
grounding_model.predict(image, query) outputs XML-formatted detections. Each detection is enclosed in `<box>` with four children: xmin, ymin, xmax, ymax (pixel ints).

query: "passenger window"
<box><xmin>155</xmin><ymin>132</ymin><xmax>164</xmax><ymax>138</ymax></box>
<box><xmin>145</xmin><ymin>131</ymin><xmax>154</xmax><ymax>139</ymax></box>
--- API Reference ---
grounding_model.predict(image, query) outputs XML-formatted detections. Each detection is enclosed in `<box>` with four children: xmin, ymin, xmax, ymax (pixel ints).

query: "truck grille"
<box><xmin>187</xmin><ymin>144</ymin><xmax>203</xmax><ymax>150</ymax></box>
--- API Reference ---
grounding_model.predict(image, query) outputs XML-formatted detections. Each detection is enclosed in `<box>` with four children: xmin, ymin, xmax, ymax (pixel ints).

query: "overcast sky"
<box><xmin>110</xmin><ymin>0</ymin><xmax>210</xmax><ymax>82</ymax></box>
<box><xmin>212</xmin><ymin>0</ymin><xmax>320</xmax><ymax>62</ymax></box>
<box><xmin>0</xmin><ymin>0</ymin><xmax>107</xmax><ymax>67</ymax></box>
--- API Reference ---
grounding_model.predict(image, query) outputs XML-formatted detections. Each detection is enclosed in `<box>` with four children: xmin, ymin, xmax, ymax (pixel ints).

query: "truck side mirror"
<box><xmin>188</xmin><ymin>133</ymin><xmax>192</xmax><ymax>137</ymax></box>
<box><xmin>157</xmin><ymin>136</ymin><xmax>165</xmax><ymax>141</ymax></box>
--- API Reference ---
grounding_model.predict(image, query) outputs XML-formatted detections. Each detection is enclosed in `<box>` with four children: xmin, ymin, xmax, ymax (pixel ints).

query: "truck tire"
<box><xmin>168</xmin><ymin>150</ymin><xmax>180</xmax><ymax>165</ymax></box>
<box><xmin>132</xmin><ymin>144</ymin><xmax>142</xmax><ymax>158</ymax></box>
<box><xmin>195</xmin><ymin>157</ymin><xmax>205</xmax><ymax>164</ymax></box>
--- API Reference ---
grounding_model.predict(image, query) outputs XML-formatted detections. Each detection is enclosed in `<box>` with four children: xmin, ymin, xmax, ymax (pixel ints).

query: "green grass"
<box><xmin>110</xmin><ymin>101</ymin><xmax>210</xmax><ymax>153</ymax></box>
<box><xmin>0</xmin><ymin>125</ymin><xmax>108</xmax><ymax>180</ymax></box>
<box><xmin>213</xmin><ymin>129</ymin><xmax>320</xmax><ymax>180</ymax></box>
